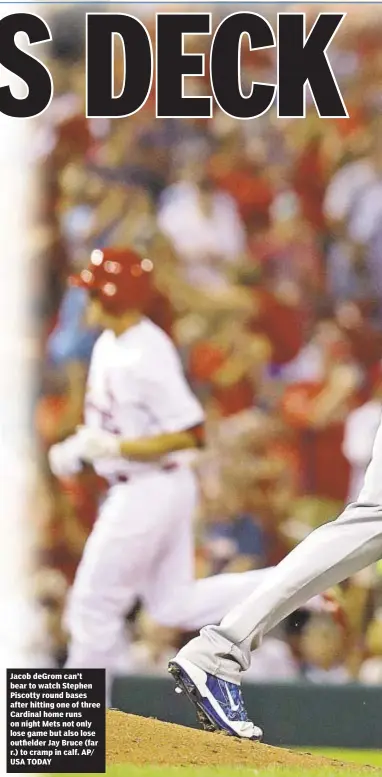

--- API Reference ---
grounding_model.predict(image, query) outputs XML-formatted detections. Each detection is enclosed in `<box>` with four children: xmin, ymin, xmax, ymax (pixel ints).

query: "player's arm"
<box><xmin>119</xmin><ymin>423</ymin><xmax>205</xmax><ymax>461</ymax></box>
<box><xmin>69</xmin><ymin>422</ymin><xmax>206</xmax><ymax>467</ymax></box>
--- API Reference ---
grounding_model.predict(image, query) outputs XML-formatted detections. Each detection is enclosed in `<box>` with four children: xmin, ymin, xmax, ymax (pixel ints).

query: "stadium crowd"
<box><xmin>31</xmin><ymin>4</ymin><xmax>382</xmax><ymax>685</ymax></box>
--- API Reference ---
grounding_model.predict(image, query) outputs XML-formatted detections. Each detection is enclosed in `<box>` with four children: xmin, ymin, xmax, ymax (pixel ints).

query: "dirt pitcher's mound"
<box><xmin>106</xmin><ymin>710</ymin><xmax>376</xmax><ymax>771</ymax></box>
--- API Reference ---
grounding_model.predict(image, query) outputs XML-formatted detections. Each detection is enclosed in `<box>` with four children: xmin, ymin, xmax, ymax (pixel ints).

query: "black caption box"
<box><xmin>7</xmin><ymin>668</ymin><xmax>105</xmax><ymax>773</ymax></box>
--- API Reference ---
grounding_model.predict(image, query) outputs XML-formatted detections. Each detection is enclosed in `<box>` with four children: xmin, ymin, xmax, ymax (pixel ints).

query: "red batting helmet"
<box><xmin>70</xmin><ymin>247</ymin><xmax>155</xmax><ymax>315</ymax></box>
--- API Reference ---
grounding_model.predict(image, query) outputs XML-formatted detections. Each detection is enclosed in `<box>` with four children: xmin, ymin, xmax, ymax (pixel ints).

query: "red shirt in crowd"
<box><xmin>189</xmin><ymin>341</ymin><xmax>255</xmax><ymax>418</ymax></box>
<box><xmin>250</xmin><ymin>289</ymin><xmax>303</xmax><ymax>365</ymax></box>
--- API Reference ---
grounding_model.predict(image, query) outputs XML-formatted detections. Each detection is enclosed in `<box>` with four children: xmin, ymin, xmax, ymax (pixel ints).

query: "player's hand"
<box><xmin>48</xmin><ymin>435</ymin><xmax>85</xmax><ymax>478</ymax></box>
<box><xmin>74</xmin><ymin>426</ymin><xmax>121</xmax><ymax>462</ymax></box>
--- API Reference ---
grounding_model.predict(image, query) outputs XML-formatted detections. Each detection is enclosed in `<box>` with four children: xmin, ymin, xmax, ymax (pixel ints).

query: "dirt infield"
<box><xmin>106</xmin><ymin>710</ymin><xmax>377</xmax><ymax>771</ymax></box>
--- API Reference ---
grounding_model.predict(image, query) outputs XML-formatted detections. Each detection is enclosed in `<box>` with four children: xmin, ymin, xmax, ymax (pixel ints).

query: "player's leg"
<box><xmin>65</xmin><ymin>475</ymin><xmax>175</xmax><ymax>674</ymax></box>
<box><xmin>176</xmin><ymin>500</ymin><xmax>382</xmax><ymax>676</ymax></box>
<box><xmin>150</xmin><ymin>559</ymin><xmax>273</xmax><ymax>630</ymax></box>
<box><xmin>145</xmin><ymin>468</ymin><xmax>330</xmax><ymax>632</ymax></box>
<box><xmin>142</xmin><ymin>466</ymin><xmax>197</xmax><ymax>624</ymax></box>
<box><xmin>175</xmin><ymin>416</ymin><xmax>382</xmax><ymax>680</ymax></box>
<box><xmin>169</xmin><ymin>500</ymin><xmax>382</xmax><ymax>737</ymax></box>
<box><xmin>169</xmin><ymin>419</ymin><xmax>382</xmax><ymax>737</ymax></box>
<box><xmin>143</xmin><ymin>466</ymin><xmax>272</xmax><ymax>628</ymax></box>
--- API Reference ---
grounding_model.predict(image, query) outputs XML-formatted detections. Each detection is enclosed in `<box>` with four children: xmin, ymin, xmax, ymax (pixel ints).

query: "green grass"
<box><xmin>103</xmin><ymin>768</ymin><xmax>376</xmax><ymax>777</ymax></box>
<box><xmin>55</xmin><ymin>751</ymin><xmax>382</xmax><ymax>777</ymax></box>
<box><xmin>307</xmin><ymin>750</ymin><xmax>382</xmax><ymax>767</ymax></box>
<box><xmin>104</xmin><ymin>764</ymin><xmax>380</xmax><ymax>777</ymax></box>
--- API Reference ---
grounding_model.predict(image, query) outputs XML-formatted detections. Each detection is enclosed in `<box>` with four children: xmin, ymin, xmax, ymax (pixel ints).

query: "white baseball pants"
<box><xmin>64</xmin><ymin>466</ymin><xmax>270</xmax><ymax>673</ymax></box>
<box><xmin>177</xmin><ymin>417</ymin><xmax>382</xmax><ymax>682</ymax></box>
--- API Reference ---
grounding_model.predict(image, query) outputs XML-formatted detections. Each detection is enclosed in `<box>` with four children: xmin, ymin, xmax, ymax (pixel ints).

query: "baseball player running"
<box><xmin>48</xmin><ymin>246</ymin><xmax>286</xmax><ymax>686</ymax></box>
<box><xmin>169</xmin><ymin>407</ymin><xmax>382</xmax><ymax>740</ymax></box>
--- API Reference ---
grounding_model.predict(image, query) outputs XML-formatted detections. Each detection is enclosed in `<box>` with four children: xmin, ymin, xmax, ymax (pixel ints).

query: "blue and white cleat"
<box><xmin>168</xmin><ymin>657</ymin><xmax>263</xmax><ymax>741</ymax></box>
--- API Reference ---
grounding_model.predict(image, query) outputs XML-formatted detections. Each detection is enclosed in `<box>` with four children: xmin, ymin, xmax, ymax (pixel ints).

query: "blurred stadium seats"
<box><xmin>31</xmin><ymin>3</ymin><xmax>382</xmax><ymax>683</ymax></box>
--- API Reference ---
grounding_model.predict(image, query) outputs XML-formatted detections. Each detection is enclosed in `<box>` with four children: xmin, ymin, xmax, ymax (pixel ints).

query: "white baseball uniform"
<box><xmin>64</xmin><ymin>317</ymin><xmax>273</xmax><ymax>674</ymax></box>
<box><xmin>178</xmin><ymin>407</ymin><xmax>382</xmax><ymax>682</ymax></box>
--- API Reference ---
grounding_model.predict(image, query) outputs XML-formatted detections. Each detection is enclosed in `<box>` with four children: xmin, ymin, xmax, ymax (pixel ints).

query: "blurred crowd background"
<box><xmin>30</xmin><ymin>2</ymin><xmax>382</xmax><ymax>686</ymax></box>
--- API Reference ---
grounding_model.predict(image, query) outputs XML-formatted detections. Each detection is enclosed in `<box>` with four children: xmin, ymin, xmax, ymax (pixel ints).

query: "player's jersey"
<box><xmin>84</xmin><ymin>317</ymin><xmax>204</xmax><ymax>481</ymax></box>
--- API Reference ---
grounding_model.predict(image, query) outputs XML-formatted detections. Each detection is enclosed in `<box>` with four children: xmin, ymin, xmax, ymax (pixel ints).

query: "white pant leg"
<box><xmin>148</xmin><ymin>562</ymin><xmax>271</xmax><ymax>631</ymax></box>
<box><xmin>143</xmin><ymin>469</ymin><xmax>272</xmax><ymax>630</ymax></box>
<box><xmin>65</xmin><ymin>470</ymin><xmax>190</xmax><ymax>673</ymax></box>
<box><xmin>177</xmin><ymin>569</ymin><xmax>273</xmax><ymax>631</ymax></box>
<box><xmin>142</xmin><ymin>466</ymin><xmax>196</xmax><ymax>624</ymax></box>
<box><xmin>179</xmin><ymin>500</ymin><xmax>382</xmax><ymax>682</ymax></box>
<box><xmin>179</xmin><ymin>419</ymin><xmax>382</xmax><ymax>681</ymax></box>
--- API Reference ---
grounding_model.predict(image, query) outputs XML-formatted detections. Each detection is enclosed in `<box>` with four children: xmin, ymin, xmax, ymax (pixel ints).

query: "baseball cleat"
<box><xmin>168</xmin><ymin>657</ymin><xmax>263</xmax><ymax>740</ymax></box>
